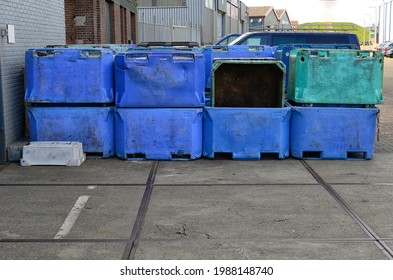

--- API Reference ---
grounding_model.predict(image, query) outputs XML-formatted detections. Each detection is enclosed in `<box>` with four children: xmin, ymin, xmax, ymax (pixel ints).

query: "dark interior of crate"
<box><xmin>213</xmin><ymin>63</ymin><xmax>284</xmax><ymax>108</ymax></box>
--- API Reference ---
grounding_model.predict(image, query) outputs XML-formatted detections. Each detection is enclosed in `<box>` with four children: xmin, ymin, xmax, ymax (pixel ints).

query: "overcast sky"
<box><xmin>241</xmin><ymin>0</ymin><xmax>382</xmax><ymax>26</ymax></box>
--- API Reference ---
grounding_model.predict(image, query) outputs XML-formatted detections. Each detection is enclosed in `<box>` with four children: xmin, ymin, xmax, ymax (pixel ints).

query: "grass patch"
<box><xmin>299</xmin><ymin>22</ymin><xmax>371</xmax><ymax>44</ymax></box>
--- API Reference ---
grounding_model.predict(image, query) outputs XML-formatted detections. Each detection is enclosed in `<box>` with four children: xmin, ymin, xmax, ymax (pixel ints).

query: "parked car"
<box><xmin>385</xmin><ymin>48</ymin><xmax>393</xmax><ymax>58</ymax></box>
<box><xmin>229</xmin><ymin>31</ymin><xmax>360</xmax><ymax>49</ymax></box>
<box><xmin>375</xmin><ymin>41</ymin><xmax>392</xmax><ymax>51</ymax></box>
<box><xmin>215</xmin><ymin>33</ymin><xmax>241</xmax><ymax>45</ymax></box>
<box><xmin>382</xmin><ymin>42</ymin><xmax>393</xmax><ymax>55</ymax></box>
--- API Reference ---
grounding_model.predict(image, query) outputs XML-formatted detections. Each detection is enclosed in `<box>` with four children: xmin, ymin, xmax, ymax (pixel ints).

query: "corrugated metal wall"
<box><xmin>138</xmin><ymin>0</ymin><xmax>202</xmax><ymax>27</ymax></box>
<box><xmin>138</xmin><ymin>0</ymin><xmax>249</xmax><ymax>45</ymax></box>
<box><xmin>379</xmin><ymin>0</ymin><xmax>393</xmax><ymax>43</ymax></box>
<box><xmin>0</xmin><ymin>0</ymin><xmax>65</xmax><ymax>163</ymax></box>
<box><xmin>203</xmin><ymin>8</ymin><xmax>214</xmax><ymax>44</ymax></box>
<box><xmin>0</xmin><ymin>55</ymin><xmax>4</xmax><ymax>163</ymax></box>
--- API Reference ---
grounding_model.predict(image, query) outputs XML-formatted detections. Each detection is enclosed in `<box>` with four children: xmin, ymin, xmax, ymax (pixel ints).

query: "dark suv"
<box><xmin>229</xmin><ymin>32</ymin><xmax>360</xmax><ymax>49</ymax></box>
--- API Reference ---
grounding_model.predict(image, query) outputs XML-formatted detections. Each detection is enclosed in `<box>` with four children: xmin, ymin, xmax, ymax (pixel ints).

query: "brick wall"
<box><xmin>111</xmin><ymin>3</ymin><xmax>121</xmax><ymax>43</ymax></box>
<box><xmin>65</xmin><ymin>0</ymin><xmax>138</xmax><ymax>44</ymax></box>
<box><xmin>65</xmin><ymin>0</ymin><xmax>76</xmax><ymax>43</ymax></box>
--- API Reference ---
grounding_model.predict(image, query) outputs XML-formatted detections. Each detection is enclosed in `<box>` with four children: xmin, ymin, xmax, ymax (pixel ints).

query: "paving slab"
<box><xmin>0</xmin><ymin>158</ymin><xmax>151</xmax><ymax>185</ymax></box>
<box><xmin>135</xmin><ymin>240</ymin><xmax>386</xmax><ymax>260</ymax></box>
<box><xmin>0</xmin><ymin>186</ymin><xmax>89</xmax><ymax>239</ymax></box>
<box><xmin>332</xmin><ymin>184</ymin><xmax>393</xmax><ymax>238</ymax></box>
<box><xmin>67</xmin><ymin>186</ymin><xmax>144</xmax><ymax>239</ymax></box>
<box><xmin>306</xmin><ymin>153</ymin><xmax>393</xmax><ymax>184</ymax></box>
<box><xmin>0</xmin><ymin>243</ymin><xmax>125</xmax><ymax>260</ymax></box>
<box><xmin>155</xmin><ymin>159</ymin><xmax>317</xmax><ymax>185</ymax></box>
<box><xmin>386</xmin><ymin>242</ymin><xmax>393</xmax><ymax>252</ymax></box>
<box><xmin>141</xmin><ymin>185</ymin><xmax>367</xmax><ymax>240</ymax></box>
<box><xmin>0</xmin><ymin>185</ymin><xmax>144</xmax><ymax>240</ymax></box>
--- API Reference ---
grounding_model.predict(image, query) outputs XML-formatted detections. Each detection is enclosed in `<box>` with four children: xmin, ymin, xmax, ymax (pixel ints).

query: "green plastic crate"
<box><xmin>287</xmin><ymin>49</ymin><xmax>384</xmax><ymax>105</ymax></box>
<box><xmin>211</xmin><ymin>59</ymin><xmax>286</xmax><ymax>108</ymax></box>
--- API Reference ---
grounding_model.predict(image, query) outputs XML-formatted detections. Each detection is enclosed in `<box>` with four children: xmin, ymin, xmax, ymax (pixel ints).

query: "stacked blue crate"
<box><xmin>288</xmin><ymin>49</ymin><xmax>384</xmax><ymax>160</ymax></box>
<box><xmin>114</xmin><ymin>47</ymin><xmax>204</xmax><ymax>160</ymax></box>
<box><xmin>203</xmin><ymin>45</ymin><xmax>273</xmax><ymax>106</ymax></box>
<box><xmin>25</xmin><ymin>48</ymin><xmax>115</xmax><ymax>157</ymax></box>
<box><xmin>203</xmin><ymin>59</ymin><xmax>291</xmax><ymax>160</ymax></box>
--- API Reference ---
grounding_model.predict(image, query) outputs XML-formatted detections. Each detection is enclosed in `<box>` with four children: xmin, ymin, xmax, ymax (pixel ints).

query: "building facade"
<box><xmin>0</xmin><ymin>0</ymin><xmax>66</xmax><ymax>164</ymax></box>
<box><xmin>249</xmin><ymin>6</ymin><xmax>291</xmax><ymax>31</ymax></box>
<box><xmin>138</xmin><ymin>0</ymin><xmax>249</xmax><ymax>45</ymax></box>
<box><xmin>275</xmin><ymin>9</ymin><xmax>291</xmax><ymax>29</ymax></box>
<box><xmin>65</xmin><ymin>0</ymin><xmax>138</xmax><ymax>44</ymax></box>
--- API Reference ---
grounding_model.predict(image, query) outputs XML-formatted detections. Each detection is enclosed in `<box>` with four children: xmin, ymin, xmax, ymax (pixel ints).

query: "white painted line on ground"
<box><xmin>87</xmin><ymin>185</ymin><xmax>97</xmax><ymax>190</ymax></box>
<box><xmin>54</xmin><ymin>195</ymin><xmax>90</xmax><ymax>239</ymax></box>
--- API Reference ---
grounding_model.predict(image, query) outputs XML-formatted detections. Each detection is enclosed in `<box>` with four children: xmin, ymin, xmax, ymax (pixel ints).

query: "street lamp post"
<box><xmin>363</xmin><ymin>18</ymin><xmax>366</xmax><ymax>46</ymax></box>
<box><xmin>364</xmin><ymin>14</ymin><xmax>371</xmax><ymax>46</ymax></box>
<box><xmin>368</xmin><ymin>5</ymin><xmax>378</xmax><ymax>46</ymax></box>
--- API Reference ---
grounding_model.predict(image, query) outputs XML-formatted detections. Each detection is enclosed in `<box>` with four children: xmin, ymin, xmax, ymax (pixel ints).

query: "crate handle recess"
<box><xmin>126</xmin><ymin>54</ymin><xmax>149</xmax><ymax>61</ymax></box>
<box><xmin>356</xmin><ymin>51</ymin><xmax>375</xmax><ymax>58</ymax></box>
<box><xmin>80</xmin><ymin>50</ymin><xmax>102</xmax><ymax>58</ymax></box>
<box><xmin>34</xmin><ymin>50</ymin><xmax>56</xmax><ymax>57</ymax></box>
<box><xmin>172</xmin><ymin>53</ymin><xmax>194</xmax><ymax>61</ymax></box>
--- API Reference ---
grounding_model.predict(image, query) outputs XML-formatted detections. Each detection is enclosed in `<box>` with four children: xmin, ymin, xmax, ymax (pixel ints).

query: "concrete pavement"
<box><xmin>0</xmin><ymin>59</ymin><xmax>393</xmax><ymax>260</ymax></box>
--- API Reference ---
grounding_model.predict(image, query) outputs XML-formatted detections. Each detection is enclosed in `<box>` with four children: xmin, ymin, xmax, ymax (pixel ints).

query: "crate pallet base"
<box><xmin>28</xmin><ymin>106</ymin><xmax>115</xmax><ymax>158</ymax></box>
<box><xmin>291</xmin><ymin>107</ymin><xmax>379</xmax><ymax>160</ymax></box>
<box><xmin>203</xmin><ymin>107</ymin><xmax>291</xmax><ymax>160</ymax></box>
<box><xmin>115</xmin><ymin>108</ymin><xmax>203</xmax><ymax>160</ymax></box>
<box><xmin>295</xmin><ymin>151</ymin><xmax>372</xmax><ymax>160</ymax></box>
<box><xmin>206</xmin><ymin>152</ymin><xmax>288</xmax><ymax>160</ymax></box>
<box><xmin>125</xmin><ymin>153</ymin><xmax>193</xmax><ymax>161</ymax></box>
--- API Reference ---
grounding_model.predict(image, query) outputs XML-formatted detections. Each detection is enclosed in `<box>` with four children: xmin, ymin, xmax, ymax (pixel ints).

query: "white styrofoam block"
<box><xmin>20</xmin><ymin>142</ymin><xmax>86</xmax><ymax>166</ymax></box>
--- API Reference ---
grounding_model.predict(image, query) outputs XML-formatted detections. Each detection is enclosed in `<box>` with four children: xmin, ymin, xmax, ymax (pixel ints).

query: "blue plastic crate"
<box><xmin>25</xmin><ymin>48</ymin><xmax>114</xmax><ymax>103</ymax></box>
<box><xmin>291</xmin><ymin>107</ymin><xmax>379</xmax><ymax>160</ymax></box>
<box><xmin>28</xmin><ymin>106</ymin><xmax>115</xmax><ymax>157</ymax></box>
<box><xmin>203</xmin><ymin>107</ymin><xmax>291</xmax><ymax>160</ymax></box>
<box><xmin>115</xmin><ymin>49</ymin><xmax>205</xmax><ymax>107</ymax></box>
<box><xmin>115</xmin><ymin>108</ymin><xmax>203</xmax><ymax>160</ymax></box>
<box><xmin>274</xmin><ymin>44</ymin><xmax>357</xmax><ymax>91</ymax></box>
<box><xmin>203</xmin><ymin>45</ymin><xmax>273</xmax><ymax>89</ymax></box>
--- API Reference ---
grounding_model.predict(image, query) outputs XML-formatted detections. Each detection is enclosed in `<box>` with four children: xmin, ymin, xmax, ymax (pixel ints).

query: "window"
<box><xmin>249</xmin><ymin>17</ymin><xmax>262</xmax><ymax>28</ymax></box>
<box><xmin>240</xmin><ymin>35</ymin><xmax>268</xmax><ymax>46</ymax></box>
<box><xmin>217</xmin><ymin>34</ymin><xmax>241</xmax><ymax>45</ymax></box>
<box><xmin>271</xmin><ymin>34</ymin><xmax>350</xmax><ymax>46</ymax></box>
<box><xmin>205</xmin><ymin>0</ymin><xmax>214</xmax><ymax>9</ymax></box>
